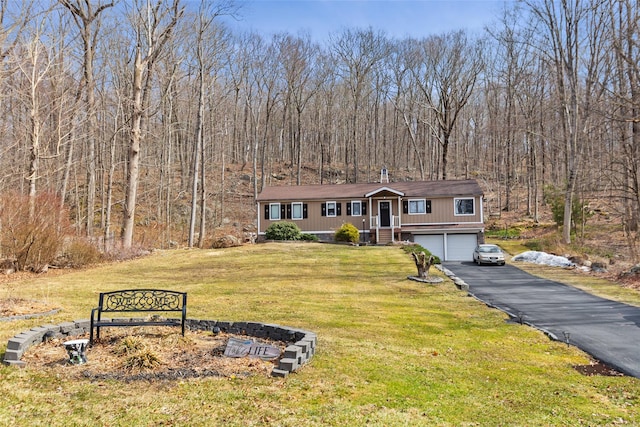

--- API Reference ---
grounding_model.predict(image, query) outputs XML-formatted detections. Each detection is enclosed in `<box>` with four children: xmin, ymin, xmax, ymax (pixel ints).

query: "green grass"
<box><xmin>1</xmin><ymin>243</ymin><xmax>639</xmax><ymax>426</ymax></box>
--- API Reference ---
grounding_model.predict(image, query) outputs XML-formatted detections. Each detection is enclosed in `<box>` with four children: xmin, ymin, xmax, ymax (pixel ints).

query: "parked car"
<box><xmin>473</xmin><ymin>244</ymin><xmax>506</xmax><ymax>265</ymax></box>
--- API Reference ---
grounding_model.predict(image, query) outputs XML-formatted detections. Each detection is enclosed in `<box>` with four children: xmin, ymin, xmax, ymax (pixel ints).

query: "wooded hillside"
<box><xmin>0</xmin><ymin>0</ymin><xmax>638</xmax><ymax>263</ymax></box>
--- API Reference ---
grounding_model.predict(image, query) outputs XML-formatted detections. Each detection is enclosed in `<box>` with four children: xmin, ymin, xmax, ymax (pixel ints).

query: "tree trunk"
<box><xmin>122</xmin><ymin>49</ymin><xmax>144</xmax><ymax>249</ymax></box>
<box><xmin>412</xmin><ymin>251</ymin><xmax>434</xmax><ymax>278</ymax></box>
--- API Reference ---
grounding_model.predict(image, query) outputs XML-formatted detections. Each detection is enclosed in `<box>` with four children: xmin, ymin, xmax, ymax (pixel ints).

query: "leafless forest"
<box><xmin>0</xmin><ymin>0</ymin><xmax>638</xmax><ymax>263</ymax></box>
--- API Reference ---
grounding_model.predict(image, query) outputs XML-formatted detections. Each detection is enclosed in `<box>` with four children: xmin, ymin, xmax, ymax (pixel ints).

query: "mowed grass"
<box><xmin>1</xmin><ymin>243</ymin><xmax>639</xmax><ymax>426</ymax></box>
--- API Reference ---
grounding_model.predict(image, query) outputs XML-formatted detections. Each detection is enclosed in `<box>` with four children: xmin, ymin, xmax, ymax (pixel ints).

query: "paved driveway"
<box><xmin>442</xmin><ymin>262</ymin><xmax>640</xmax><ymax>379</ymax></box>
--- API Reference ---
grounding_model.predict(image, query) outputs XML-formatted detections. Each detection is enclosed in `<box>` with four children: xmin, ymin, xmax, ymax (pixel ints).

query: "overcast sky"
<box><xmin>222</xmin><ymin>0</ymin><xmax>507</xmax><ymax>42</ymax></box>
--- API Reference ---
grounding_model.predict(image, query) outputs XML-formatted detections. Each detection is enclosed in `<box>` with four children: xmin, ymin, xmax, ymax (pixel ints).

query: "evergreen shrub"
<box><xmin>334</xmin><ymin>223</ymin><xmax>360</xmax><ymax>243</ymax></box>
<box><xmin>265</xmin><ymin>221</ymin><xmax>302</xmax><ymax>240</ymax></box>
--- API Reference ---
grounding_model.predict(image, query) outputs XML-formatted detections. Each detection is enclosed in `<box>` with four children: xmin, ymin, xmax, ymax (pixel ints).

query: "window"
<box><xmin>326</xmin><ymin>201</ymin><xmax>337</xmax><ymax>217</ymax></box>
<box><xmin>403</xmin><ymin>199</ymin><xmax>431</xmax><ymax>214</ymax></box>
<box><xmin>351</xmin><ymin>201</ymin><xmax>361</xmax><ymax>216</ymax></box>
<box><xmin>269</xmin><ymin>203</ymin><xmax>281</xmax><ymax>220</ymax></box>
<box><xmin>321</xmin><ymin>202</ymin><xmax>341</xmax><ymax>217</ymax></box>
<box><xmin>454</xmin><ymin>198</ymin><xmax>475</xmax><ymax>215</ymax></box>
<box><xmin>409</xmin><ymin>199</ymin><xmax>426</xmax><ymax>214</ymax></box>
<box><xmin>291</xmin><ymin>202</ymin><xmax>303</xmax><ymax>220</ymax></box>
<box><xmin>346</xmin><ymin>201</ymin><xmax>366</xmax><ymax>216</ymax></box>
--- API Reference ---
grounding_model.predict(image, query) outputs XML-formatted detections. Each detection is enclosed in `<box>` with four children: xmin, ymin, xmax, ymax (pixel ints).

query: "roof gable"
<box><xmin>365</xmin><ymin>186</ymin><xmax>405</xmax><ymax>197</ymax></box>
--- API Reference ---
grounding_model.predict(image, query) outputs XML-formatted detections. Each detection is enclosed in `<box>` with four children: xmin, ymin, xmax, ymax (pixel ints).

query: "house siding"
<box><xmin>260</xmin><ymin>199</ymin><xmax>370</xmax><ymax>236</ymax></box>
<box><xmin>256</xmin><ymin>179</ymin><xmax>484</xmax><ymax>244</ymax></box>
<box><xmin>400</xmin><ymin>196</ymin><xmax>482</xmax><ymax>225</ymax></box>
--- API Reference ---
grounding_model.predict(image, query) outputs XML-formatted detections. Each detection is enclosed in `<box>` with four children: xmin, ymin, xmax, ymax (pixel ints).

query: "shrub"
<box><xmin>524</xmin><ymin>240</ymin><xmax>542</xmax><ymax>251</ymax></box>
<box><xmin>265</xmin><ymin>221</ymin><xmax>301</xmax><ymax>240</ymax></box>
<box><xmin>300</xmin><ymin>233</ymin><xmax>319</xmax><ymax>241</ymax></box>
<box><xmin>401</xmin><ymin>244</ymin><xmax>441</xmax><ymax>264</ymax></box>
<box><xmin>334</xmin><ymin>223</ymin><xmax>360</xmax><ymax>243</ymax></box>
<box><xmin>59</xmin><ymin>238</ymin><xmax>103</xmax><ymax>267</ymax></box>
<box><xmin>0</xmin><ymin>192</ymin><xmax>71</xmax><ymax>271</ymax></box>
<box><xmin>543</xmin><ymin>185</ymin><xmax>593</xmax><ymax>232</ymax></box>
<box><xmin>485</xmin><ymin>227</ymin><xmax>521</xmax><ymax>239</ymax></box>
<box><xmin>103</xmin><ymin>245</ymin><xmax>152</xmax><ymax>262</ymax></box>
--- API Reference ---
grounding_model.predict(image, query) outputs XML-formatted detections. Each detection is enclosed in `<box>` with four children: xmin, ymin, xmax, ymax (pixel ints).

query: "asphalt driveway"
<box><xmin>442</xmin><ymin>262</ymin><xmax>640</xmax><ymax>379</ymax></box>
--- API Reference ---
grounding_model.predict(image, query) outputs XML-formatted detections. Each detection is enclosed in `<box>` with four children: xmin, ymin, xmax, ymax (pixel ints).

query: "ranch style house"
<box><xmin>256</xmin><ymin>175</ymin><xmax>485</xmax><ymax>262</ymax></box>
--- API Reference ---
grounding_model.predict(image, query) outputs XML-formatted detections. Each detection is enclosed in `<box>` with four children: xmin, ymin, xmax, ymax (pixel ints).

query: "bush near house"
<box><xmin>265</xmin><ymin>221</ymin><xmax>302</xmax><ymax>241</ymax></box>
<box><xmin>334</xmin><ymin>223</ymin><xmax>360</xmax><ymax>243</ymax></box>
<box><xmin>401</xmin><ymin>243</ymin><xmax>441</xmax><ymax>264</ymax></box>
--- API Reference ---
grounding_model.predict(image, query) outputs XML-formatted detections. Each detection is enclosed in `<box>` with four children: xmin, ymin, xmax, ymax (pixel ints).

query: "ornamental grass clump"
<box><xmin>122</xmin><ymin>348</ymin><xmax>162</xmax><ymax>371</ymax></box>
<box><xmin>113</xmin><ymin>336</ymin><xmax>145</xmax><ymax>356</ymax></box>
<box><xmin>111</xmin><ymin>336</ymin><xmax>163</xmax><ymax>371</ymax></box>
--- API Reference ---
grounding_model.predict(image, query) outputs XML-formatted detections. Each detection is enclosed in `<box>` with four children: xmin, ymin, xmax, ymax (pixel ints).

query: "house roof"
<box><xmin>256</xmin><ymin>179</ymin><xmax>483</xmax><ymax>202</ymax></box>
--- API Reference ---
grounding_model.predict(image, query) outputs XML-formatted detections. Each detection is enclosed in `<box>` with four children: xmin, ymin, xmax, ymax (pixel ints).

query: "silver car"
<box><xmin>473</xmin><ymin>244</ymin><xmax>506</xmax><ymax>266</ymax></box>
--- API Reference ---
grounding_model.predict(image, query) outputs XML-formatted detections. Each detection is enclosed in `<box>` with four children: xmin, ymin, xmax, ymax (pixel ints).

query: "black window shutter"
<box><xmin>303</xmin><ymin>204</ymin><xmax>308</xmax><ymax>219</ymax></box>
<box><xmin>264</xmin><ymin>205</ymin><xmax>269</xmax><ymax>220</ymax></box>
<box><xmin>281</xmin><ymin>204</ymin><xmax>286</xmax><ymax>219</ymax></box>
<box><xmin>426</xmin><ymin>200</ymin><xmax>432</xmax><ymax>213</ymax></box>
<box><xmin>362</xmin><ymin>201</ymin><xmax>367</xmax><ymax>215</ymax></box>
<box><xmin>346</xmin><ymin>203</ymin><xmax>352</xmax><ymax>216</ymax></box>
<box><xmin>337</xmin><ymin>203</ymin><xmax>342</xmax><ymax>216</ymax></box>
<box><xmin>286</xmin><ymin>204</ymin><xmax>292</xmax><ymax>219</ymax></box>
<box><xmin>321</xmin><ymin>203</ymin><xmax>326</xmax><ymax>216</ymax></box>
<box><xmin>403</xmin><ymin>201</ymin><xmax>408</xmax><ymax>214</ymax></box>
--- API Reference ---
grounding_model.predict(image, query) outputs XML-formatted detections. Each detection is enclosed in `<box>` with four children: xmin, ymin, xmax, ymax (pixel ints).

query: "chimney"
<box><xmin>380</xmin><ymin>166</ymin><xmax>389</xmax><ymax>183</ymax></box>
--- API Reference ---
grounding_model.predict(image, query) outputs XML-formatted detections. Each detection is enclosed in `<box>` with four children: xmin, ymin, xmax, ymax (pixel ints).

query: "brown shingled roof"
<box><xmin>256</xmin><ymin>179</ymin><xmax>482</xmax><ymax>201</ymax></box>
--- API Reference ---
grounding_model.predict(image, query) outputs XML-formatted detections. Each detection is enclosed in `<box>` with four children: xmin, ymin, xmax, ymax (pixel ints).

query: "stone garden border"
<box><xmin>0</xmin><ymin>309</ymin><xmax>60</xmax><ymax>322</ymax></box>
<box><xmin>3</xmin><ymin>318</ymin><xmax>316</xmax><ymax>378</ymax></box>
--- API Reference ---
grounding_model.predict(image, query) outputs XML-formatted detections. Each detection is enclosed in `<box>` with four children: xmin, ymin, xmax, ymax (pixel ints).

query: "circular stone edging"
<box><xmin>3</xmin><ymin>318</ymin><xmax>316</xmax><ymax>377</ymax></box>
<box><xmin>0</xmin><ymin>309</ymin><xmax>61</xmax><ymax>322</ymax></box>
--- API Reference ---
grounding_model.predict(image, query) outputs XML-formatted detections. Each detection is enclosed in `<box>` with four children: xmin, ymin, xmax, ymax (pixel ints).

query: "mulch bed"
<box><xmin>21</xmin><ymin>327</ymin><xmax>285</xmax><ymax>382</ymax></box>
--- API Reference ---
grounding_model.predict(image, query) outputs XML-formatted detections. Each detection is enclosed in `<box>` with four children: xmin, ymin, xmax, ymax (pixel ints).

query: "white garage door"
<box><xmin>446</xmin><ymin>234</ymin><xmax>477</xmax><ymax>261</ymax></box>
<box><xmin>413</xmin><ymin>235</ymin><xmax>444</xmax><ymax>260</ymax></box>
<box><xmin>414</xmin><ymin>233</ymin><xmax>477</xmax><ymax>261</ymax></box>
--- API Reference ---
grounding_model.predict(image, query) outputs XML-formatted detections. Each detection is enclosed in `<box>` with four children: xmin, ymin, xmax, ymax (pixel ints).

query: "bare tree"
<box><xmin>331</xmin><ymin>28</ymin><xmax>389</xmax><ymax>183</ymax></box>
<box><xmin>121</xmin><ymin>0</ymin><xmax>183</xmax><ymax>249</ymax></box>
<box><xmin>187</xmin><ymin>1</ymin><xmax>236</xmax><ymax>248</ymax></box>
<box><xmin>411</xmin><ymin>31</ymin><xmax>483</xmax><ymax>180</ymax></box>
<box><xmin>59</xmin><ymin>0</ymin><xmax>114</xmax><ymax>237</ymax></box>
<box><xmin>277</xmin><ymin>33</ymin><xmax>322</xmax><ymax>185</ymax></box>
<box><xmin>12</xmin><ymin>15</ymin><xmax>55</xmax><ymax>216</ymax></box>
<box><xmin>607</xmin><ymin>0</ymin><xmax>640</xmax><ymax>260</ymax></box>
<box><xmin>524</xmin><ymin>0</ymin><xmax>608</xmax><ymax>244</ymax></box>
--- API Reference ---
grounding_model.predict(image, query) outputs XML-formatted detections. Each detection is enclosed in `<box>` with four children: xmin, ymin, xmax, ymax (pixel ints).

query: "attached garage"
<box><xmin>414</xmin><ymin>235</ymin><xmax>444</xmax><ymax>260</ymax></box>
<box><xmin>413</xmin><ymin>233</ymin><xmax>478</xmax><ymax>262</ymax></box>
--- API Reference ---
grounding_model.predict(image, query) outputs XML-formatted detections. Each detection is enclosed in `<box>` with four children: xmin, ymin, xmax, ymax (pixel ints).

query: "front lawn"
<box><xmin>1</xmin><ymin>243</ymin><xmax>638</xmax><ymax>426</ymax></box>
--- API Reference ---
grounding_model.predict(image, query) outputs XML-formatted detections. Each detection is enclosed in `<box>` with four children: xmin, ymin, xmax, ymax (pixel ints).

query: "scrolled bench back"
<box><xmin>90</xmin><ymin>289</ymin><xmax>187</xmax><ymax>345</ymax></box>
<box><xmin>99</xmin><ymin>289</ymin><xmax>186</xmax><ymax>312</ymax></box>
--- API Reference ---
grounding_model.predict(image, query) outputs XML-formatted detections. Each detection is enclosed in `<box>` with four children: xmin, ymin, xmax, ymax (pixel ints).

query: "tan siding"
<box><xmin>259</xmin><ymin>194</ymin><xmax>482</xmax><ymax>235</ymax></box>
<box><xmin>400</xmin><ymin>196</ymin><xmax>482</xmax><ymax>225</ymax></box>
<box><xmin>259</xmin><ymin>199</ymin><xmax>370</xmax><ymax>234</ymax></box>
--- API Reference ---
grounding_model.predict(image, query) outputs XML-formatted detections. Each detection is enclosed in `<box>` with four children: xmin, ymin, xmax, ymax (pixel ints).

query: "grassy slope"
<box><xmin>0</xmin><ymin>243</ymin><xmax>638</xmax><ymax>426</ymax></box>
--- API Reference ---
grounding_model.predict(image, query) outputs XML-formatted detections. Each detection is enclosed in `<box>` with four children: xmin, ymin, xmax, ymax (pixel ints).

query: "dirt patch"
<box><xmin>574</xmin><ymin>361</ymin><xmax>625</xmax><ymax>377</ymax></box>
<box><xmin>21</xmin><ymin>327</ymin><xmax>285</xmax><ymax>382</ymax></box>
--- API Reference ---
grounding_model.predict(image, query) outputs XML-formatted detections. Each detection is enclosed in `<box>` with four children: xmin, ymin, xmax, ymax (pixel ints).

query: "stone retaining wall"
<box><xmin>3</xmin><ymin>318</ymin><xmax>316</xmax><ymax>377</ymax></box>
